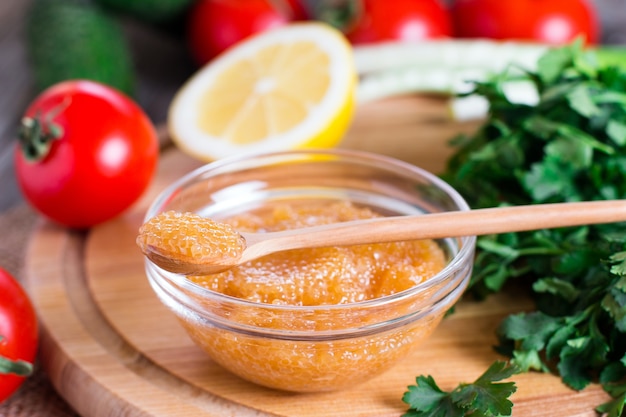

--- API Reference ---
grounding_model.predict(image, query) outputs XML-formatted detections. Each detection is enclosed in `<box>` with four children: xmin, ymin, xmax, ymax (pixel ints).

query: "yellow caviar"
<box><xmin>180</xmin><ymin>311</ymin><xmax>443</xmax><ymax>392</ymax></box>
<box><xmin>188</xmin><ymin>201</ymin><xmax>446</xmax><ymax>305</ymax></box>
<box><xmin>137</xmin><ymin>210</ymin><xmax>245</xmax><ymax>263</ymax></box>
<box><xmin>166</xmin><ymin>201</ymin><xmax>451</xmax><ymax>392</ymax></box>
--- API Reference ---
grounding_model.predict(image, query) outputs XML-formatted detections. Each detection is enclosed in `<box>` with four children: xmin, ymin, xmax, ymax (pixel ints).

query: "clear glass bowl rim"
<box><xmin>143</xmin><ymin>148</ymin><xmax>477</xmax><ymax>312</ymax></box>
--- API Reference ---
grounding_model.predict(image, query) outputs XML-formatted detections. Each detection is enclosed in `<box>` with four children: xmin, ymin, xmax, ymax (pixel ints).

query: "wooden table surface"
<box><xmin>0</xmin><ymin>0</ymin><xmax>625</xmax><ymax>415</ymax></box>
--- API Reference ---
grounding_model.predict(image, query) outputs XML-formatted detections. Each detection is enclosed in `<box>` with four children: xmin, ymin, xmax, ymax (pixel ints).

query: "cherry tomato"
<box><xmin>15</xmin><ymin>80</ymin><xmax>159</xmax><ymax>229</ymax></box>
<box><xmin>187</xmin><ymin>0</ymin><xmax>303</xmax><ymax>66</ymax></box>
<box><xmin>450</xmin><ymin>0</ymin><xmax>599</xmax><ymax>45</ymax></box>
<box><xmin>345</xmin><ymin>0</ymin><xmax>452</xmax><ymax>45</ymax></box>
<box><xmin>0</xmin><ymin>268</ymin><xmax>38</xmax><ymax>403</ymax></box>
<box><xmin>284</xmin><ymin>0</ymin><xmax>309</xmax><ymax>20</ymax></box>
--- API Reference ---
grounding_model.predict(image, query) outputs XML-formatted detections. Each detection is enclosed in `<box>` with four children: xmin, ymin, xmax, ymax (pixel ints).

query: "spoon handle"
<box><xmin>254</xmin><ymin>200</ymin><xmax>626</xmax><ymax>252</ymax></box>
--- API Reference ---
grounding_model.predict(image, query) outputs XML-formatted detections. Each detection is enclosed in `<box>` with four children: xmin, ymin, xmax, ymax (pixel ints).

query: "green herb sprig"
<box><xmin>402</xmin><ymin>361</ymin><xmax>519</xmax><ymax>417</ymax></box>
<box><xmin>406</xmin><ymin>41</ymin><xmax>626</xmax><ymax>417</ymax></box>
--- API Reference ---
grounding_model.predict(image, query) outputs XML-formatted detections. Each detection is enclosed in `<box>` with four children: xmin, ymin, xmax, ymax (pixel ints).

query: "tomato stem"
<box><xmin>0</xmin><ymin>337</ymin><xmax>33</xmax><ymax>377</ymax></box>
<box><xmin>0</xmin><ymin>356</ymin><xmax>33</xmax><ymax>377</ymax></box>
<box><xmin>18</xmin><ymin>99</ymin><xmax>68</xmax><ymax>162</ymax></box>
<box><xmin>306</xmin><ymin>0</ymin><xmax>360</xmax><ymax>32</ymax></box>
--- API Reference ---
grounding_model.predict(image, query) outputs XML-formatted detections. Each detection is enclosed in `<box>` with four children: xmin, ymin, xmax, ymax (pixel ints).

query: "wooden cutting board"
<box><xmin>23</xmin><ymin>96</ymin><xmax>610</xmax><ymax>417</ymax></box>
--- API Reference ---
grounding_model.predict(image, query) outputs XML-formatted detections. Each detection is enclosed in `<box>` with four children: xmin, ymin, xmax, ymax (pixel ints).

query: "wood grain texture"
<box><xmin>340</xmin><ymin>95</ymin><xmax>480</xmax><ymax>174</ymax></box>
<box><xmin>23</xmin><ymin>97</ymin><xmax>611</xmax><ymax>416</ymax></box>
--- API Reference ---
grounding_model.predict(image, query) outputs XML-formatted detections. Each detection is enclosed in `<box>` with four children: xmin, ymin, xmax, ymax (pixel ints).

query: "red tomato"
<box><xmin>187</xmin><ymin>0</ymin><xmax>302</xmax><ymax>66</ymax></box>
<box><xmin>15</xmin><ymin>80</ymin><xmax>159</xmax><ymax>229</ymax></box>
<box><xmin>284</xmin><ymin>0</ymin><xmax>309</xmax><ymax>20</ymax></box>
<box><xmin>345</xmin><ymin>0</ymin><xmax>452</xmax><ymax>45</ymax></box>
<box><xmin>450</xmin><ymin>0</ymin><xmax>599</xmax><ymax>45</ymax></box>
<box><xmin>0</xmin><ymin>268</ymin><xmax>38</xmax><ymax>403</ymax></box>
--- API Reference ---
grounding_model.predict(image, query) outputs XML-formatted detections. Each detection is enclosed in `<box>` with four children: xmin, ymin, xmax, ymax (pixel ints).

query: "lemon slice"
<box><xmin>168</xmin><ymin>22</ymin><xmax>357</xmax><ymax>161</ymax></box>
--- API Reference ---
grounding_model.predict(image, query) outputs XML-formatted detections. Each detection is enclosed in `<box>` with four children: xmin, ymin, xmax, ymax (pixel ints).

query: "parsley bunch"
<box><xmin>406</xmin><ymin>42</ymin><xmax>626</xmax><ymax>416</ymax></box>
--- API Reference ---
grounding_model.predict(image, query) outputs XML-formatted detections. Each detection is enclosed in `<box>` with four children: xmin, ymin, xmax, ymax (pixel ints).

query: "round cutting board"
<box><xmin>23</xmin><ymin>97</ymin><xmax>610</xmax><ymax>416</ymax></box>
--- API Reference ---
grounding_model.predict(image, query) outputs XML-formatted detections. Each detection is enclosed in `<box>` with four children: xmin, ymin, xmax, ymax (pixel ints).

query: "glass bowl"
<box><xmin>142</xmin><ymin>149</ymin><xmax>476</xmax><ymax>392</ymax></box>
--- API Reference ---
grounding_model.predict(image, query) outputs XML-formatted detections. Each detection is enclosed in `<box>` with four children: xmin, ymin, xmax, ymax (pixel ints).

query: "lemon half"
<box><xmin>168</xmin><ymin>22</ymin><xmax>357</xmax><ymax>161</ymax></box>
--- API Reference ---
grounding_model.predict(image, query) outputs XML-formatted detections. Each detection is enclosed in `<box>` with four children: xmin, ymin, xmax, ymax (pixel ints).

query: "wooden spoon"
<box><xmin>138</xmin><ymin>200</ymin><xmax>626</xmax><ymax>276</ymax></box>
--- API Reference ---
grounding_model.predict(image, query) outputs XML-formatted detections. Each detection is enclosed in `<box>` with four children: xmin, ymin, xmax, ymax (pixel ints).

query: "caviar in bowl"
<box><xmin>141</xmin><ymin>149</ymin><xmax>476</xmax><ymax>392</ymax></box>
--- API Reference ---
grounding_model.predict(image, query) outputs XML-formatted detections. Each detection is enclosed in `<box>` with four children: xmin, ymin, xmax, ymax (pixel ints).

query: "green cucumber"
<box><xmin>26</xmin><ymin>0</ymin><xmax>135</xmax><ymax>96</ymax></box>
<box><xmin>94</xmin><ymin>0</ymin><xmax>194</xmax><ymax>24</ymax></box>
<box><xmin>354</xmin><ymin>40</ymin><xmax>626</xmax><ymax>121</ymax></box>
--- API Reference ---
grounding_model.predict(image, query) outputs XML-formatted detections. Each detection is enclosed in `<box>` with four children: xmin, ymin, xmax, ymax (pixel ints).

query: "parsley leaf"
<box><xmin>402</xmin><ymin>361</ymin><xmax>518</xmax><ymax>417</ymax></box>
<box><xmin>597</xmin><ymin>360</ymin><xmax>626</xmax><ymax>417</ymax></box>
<box><xmin>402</xmin><ymin>375</ymin><xmax>463</xmax><ymax>416</ymax></box>
<box><xmin>597</xmin><ymin>394</ymin><xmax>626</xmax><ymax>417</ymax></box>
